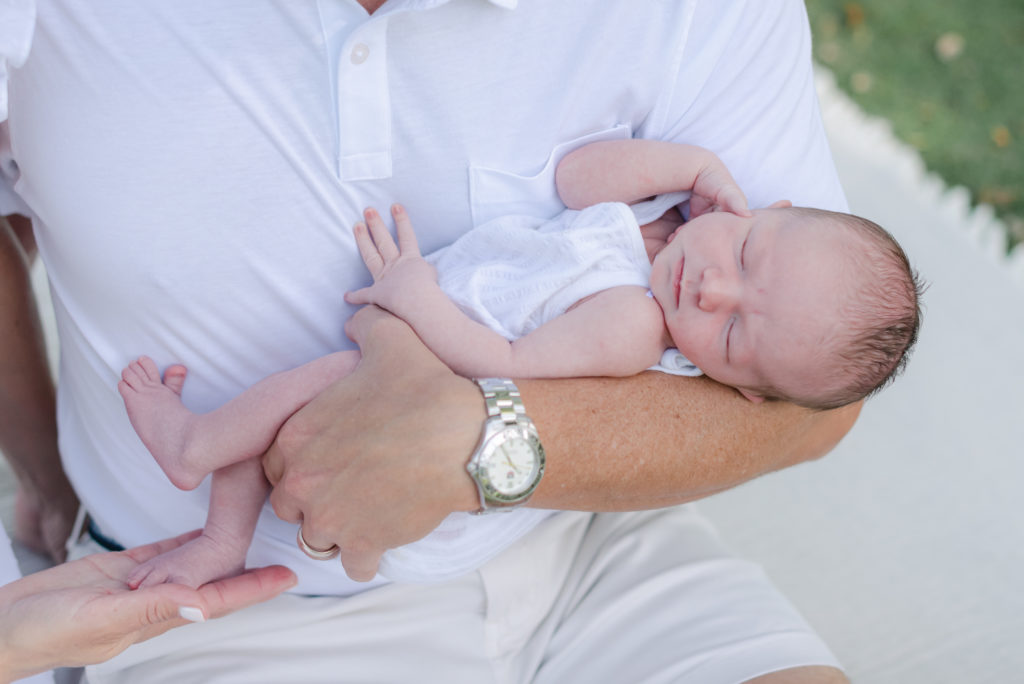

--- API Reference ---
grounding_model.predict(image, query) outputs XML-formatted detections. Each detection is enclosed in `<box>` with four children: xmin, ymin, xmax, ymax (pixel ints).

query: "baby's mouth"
<box><xmin>674</xmin><ymin>255</ymin><xmax>685</xmax><ymax>306</ymax></box>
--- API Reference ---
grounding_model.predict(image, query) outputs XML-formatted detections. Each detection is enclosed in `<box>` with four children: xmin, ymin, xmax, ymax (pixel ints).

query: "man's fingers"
<box><xmin>296</xmin><ymin>517</ymin><xmax>339</xmax><ymax>556</ymax></box>
<box><xmin>364</xmin><ymin>207</ymin><xmax>399</xmax><ymax>262</ymax></box>
<box><xmin>343</xmin><ymin>305</ymin><xmax>401</xmax><ymax>349</ymax></box>
<box><xmin>339</xmin><ymin>547</ymin><xmax>384</xmax><ymax>583</ymax></box>
<box><xmin>391</xmin><ymin>204</ymin><xmax>420</xmax><ymax>256</ymax></box>
<box><xmin>266</xmin><ymin>483</ymin><xmax>303</xmax><ymax>524</ymax></box>
<box><xmin>261</xmin><ymin>441</ymin><xmax>285</xmax><ymax>488</ymax></box>
<box><xmin>263</xmin><ymin>441</ymin><xmax>303</xmax><ymax>524</ymax></box>
<box><xmin>44</xmin><ymin>533</ymin><xmax>68</xmax><ymax>565</ymax></box>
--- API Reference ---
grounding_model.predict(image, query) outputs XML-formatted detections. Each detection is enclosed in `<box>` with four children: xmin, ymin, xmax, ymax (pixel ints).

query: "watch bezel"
<box><xmin>468</xmin><ymin>419</ymin><xmax>546</xmax><ymax>506</ymax></box>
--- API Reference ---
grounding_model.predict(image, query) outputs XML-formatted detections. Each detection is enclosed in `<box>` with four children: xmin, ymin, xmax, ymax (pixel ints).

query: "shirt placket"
<box><xmin>319</xmin><ymin>0</ymin><xmax>515</xmax><ymax>181</ymax></box>
<box><xmin>317</xmin><ymin>0</ymin><xmax>395</xmax><ymax>181</ymax></box>
<box><xmin>335</xmin><ymin>17</ymin><xmax>391</xmax><ymax>180</ymax></box>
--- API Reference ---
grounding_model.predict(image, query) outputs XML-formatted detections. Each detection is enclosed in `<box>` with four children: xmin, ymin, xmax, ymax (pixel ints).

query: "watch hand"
<box><xmin>504</xmin><ymin>453</ymin><xmax>522</xmax><ymax>473</ymax></box>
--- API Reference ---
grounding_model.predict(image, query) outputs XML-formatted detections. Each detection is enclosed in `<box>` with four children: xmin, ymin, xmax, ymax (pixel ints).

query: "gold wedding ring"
<box><xmin>296</xmin><ymin>524</ymin><xmax>340</xmax><ymax>561</ymax></box>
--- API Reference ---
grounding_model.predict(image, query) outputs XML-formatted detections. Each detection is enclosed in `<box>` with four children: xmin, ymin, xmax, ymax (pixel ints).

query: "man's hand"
<box><xmin>262</xmin><ymin>305</ymin><xmax>482</xmax><ymax>581</ymax></box>
<box><xmin>1</xmin><ymin>214</ymin><xmax>80</xmax><ymax>563</ymax></box>
<box><xmin>14</xmin><ymin>484</ymin><xmax>79</xmax><ymax>563</ymax></box>
<box><xmin>0</xmin><ymin>530</ymin><xmax>296</xmax><ymax>682</ymax></box>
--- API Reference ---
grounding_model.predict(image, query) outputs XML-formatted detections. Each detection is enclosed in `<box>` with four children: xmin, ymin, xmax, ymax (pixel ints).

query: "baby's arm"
<box><xmin>555</xmin><ymin>139</ymin><xmax>750</xmax><ymax>218</ymax></box>
<box><xmin>344</xmin><ymin>206</ymin><xmax>666</xmax><ymax>379</ymax></box>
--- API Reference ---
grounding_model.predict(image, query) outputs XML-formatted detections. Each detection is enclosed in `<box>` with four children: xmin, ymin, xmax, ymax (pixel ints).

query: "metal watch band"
<box><xmin>476</xmin><ymin>377</ymin><xmax>527</xmax><ymax>424</ymax></box>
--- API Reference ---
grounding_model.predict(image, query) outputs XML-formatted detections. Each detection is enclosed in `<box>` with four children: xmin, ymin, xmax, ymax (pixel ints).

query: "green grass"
<box><xmin>805</xmin><ymin>0</ymin><xmax>1024</xmax><ymax>249</ymax></box>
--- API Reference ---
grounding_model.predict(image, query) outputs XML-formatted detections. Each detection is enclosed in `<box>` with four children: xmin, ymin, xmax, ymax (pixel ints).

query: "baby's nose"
<box><xmin>697</xmin><ymin>267</ymin><xmax>739</xmax><ymax>312</ymax></box>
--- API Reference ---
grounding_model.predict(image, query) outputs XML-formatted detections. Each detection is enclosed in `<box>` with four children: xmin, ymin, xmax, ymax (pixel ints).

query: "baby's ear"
<box><xmin>767</xmin><ymin>199</ymin><xmax>792</xmax><ymax>209</ymax></box>
<box><xmin>738</xmin><ymin>388</ymin><xmax>765</xmax><ymax>403</ymax></box>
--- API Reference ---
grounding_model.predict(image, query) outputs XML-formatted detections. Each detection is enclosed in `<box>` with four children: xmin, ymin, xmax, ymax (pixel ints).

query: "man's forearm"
<box><xmin>366</xmin><ymin>308</ymin><xmax>860</xmax><ymax>511</ymax></box>
<box><xmin>1</xmin><ymin>215</ymin><xmax>58</xmax><ymax>480</ymax></box>
<box><xmin>350</xmin><ymin>307</ymin><xmax>860</xmax><ymax>512</ymax></box>
<box><xmin>0</xmin><ymin>215</ymin><xmax>78</xmax><ymax>557</ymax></box>
<box><xmin>520</xmin><ymin>372</ymin><xmax>860</xmax><ymax>511</ymax></box>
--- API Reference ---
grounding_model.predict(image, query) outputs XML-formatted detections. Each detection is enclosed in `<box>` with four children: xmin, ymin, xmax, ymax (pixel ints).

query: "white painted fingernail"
<box><xmin>178</xmin><ymin>606</ymin><xmax>206</xmax><ymax>623</ymax></box>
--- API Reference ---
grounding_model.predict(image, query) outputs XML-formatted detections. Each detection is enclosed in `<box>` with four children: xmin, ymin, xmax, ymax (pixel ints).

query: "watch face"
<box><xmin>481</xmin><ymin>430</ymin><xmax>540</xmax><ymax>497</ymax></box>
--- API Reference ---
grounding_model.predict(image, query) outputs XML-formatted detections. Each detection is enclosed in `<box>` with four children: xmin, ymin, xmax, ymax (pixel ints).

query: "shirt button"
<box><xmin>350</xmin><ymin>43</ymin><xmax>370</xmax><ymax>65</ymax></box>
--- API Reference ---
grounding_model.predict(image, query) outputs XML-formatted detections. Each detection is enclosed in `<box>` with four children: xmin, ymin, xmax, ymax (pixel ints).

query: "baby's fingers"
<box><xmin>689</xmin><ymin>195</ymin><xmax>715</xmax><ymax>219</ymax></box>
<box><xmin>694</xmin><ymin>161</ymin><xmax>751</xmax><ymax>219</ymax></box>
<box><xmin>353</xmin><ymin>222</ymin><xmax>386</xmax><ymax>277</ymax></box>
<box><xmin>717</xmin><ymin>186</ymin><xmax>751</xmax><ymax>217</ymax></box>
<box><xmin>344</xmin><ymin>287</ymin><xmax>374</xmax><ymax>306</ymax></box>
<box><xmin>390</xmin><ymin>204</ymin><xmax>421</xmax><ymax>256</ymax></box>
<box><xmin>364</xmin><ymin>207</ymin><xmax>399</xmax><ymax>262</ymax></box>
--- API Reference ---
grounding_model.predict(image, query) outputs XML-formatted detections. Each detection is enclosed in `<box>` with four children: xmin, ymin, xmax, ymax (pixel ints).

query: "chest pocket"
<box><xmin>468</xmin><ymin>124</ymin><xmax>631</xmax><ymax>227</ymax></box>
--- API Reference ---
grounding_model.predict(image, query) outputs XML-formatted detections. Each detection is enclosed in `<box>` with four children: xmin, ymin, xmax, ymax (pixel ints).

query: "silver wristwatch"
<box><xmin>466</xmin><ymin>378</ymin><xmax>545</xmax><ymax>514</ymax></box>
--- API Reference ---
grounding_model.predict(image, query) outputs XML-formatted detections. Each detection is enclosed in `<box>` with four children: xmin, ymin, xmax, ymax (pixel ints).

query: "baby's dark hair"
<box><xmin>764</xmin><ymin>207</ymin><xmax>925</xmax><ymax>411</ymax></box>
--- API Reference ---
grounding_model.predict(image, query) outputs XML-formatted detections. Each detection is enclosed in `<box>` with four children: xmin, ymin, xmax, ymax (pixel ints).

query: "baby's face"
<box><xmin>650</xmin><ymin>208</ymin><xmax>851</xmax><ymax>402</ymax></box>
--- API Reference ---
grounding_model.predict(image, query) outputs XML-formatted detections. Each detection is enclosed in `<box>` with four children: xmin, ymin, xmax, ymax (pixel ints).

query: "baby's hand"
<box><xmin>689</xmin><ymin>155</ymin><xmax>751</xmax><ymax>219</ymax></box>
<box><xmin>345</xmin><ymin>205</ymin><xmax>438</xmax><ymax>315</ymax></box>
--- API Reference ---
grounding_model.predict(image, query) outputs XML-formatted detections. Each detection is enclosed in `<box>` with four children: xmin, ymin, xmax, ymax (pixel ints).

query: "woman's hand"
<box><xmin>0</xmin><ymin>530</ymin><xmax>296</xmax><ymax>683</ymax></box>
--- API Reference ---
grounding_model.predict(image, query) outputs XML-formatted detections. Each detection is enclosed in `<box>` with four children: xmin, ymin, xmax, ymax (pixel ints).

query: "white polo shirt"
<box><xmin>2</xmin><ymin>0</ymin><xmax>846</xmax><ymax>596</ymax></box>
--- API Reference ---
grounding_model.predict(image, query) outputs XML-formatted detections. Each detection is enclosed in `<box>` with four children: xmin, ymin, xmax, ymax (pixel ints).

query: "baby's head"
<box><xmin>650</xmin><ymin>204</ymin><xmax>924</xmax><ymax>410</ymax></box>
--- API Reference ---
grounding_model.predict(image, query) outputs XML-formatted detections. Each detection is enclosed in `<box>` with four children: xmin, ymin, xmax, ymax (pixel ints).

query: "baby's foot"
<box><xmin>118</xmin><ymin>356</ymin><xmax>205</xmax><ymax>490</ymax></box>
<box><xmin>127</xmin><ymin>530</ymin><xmax>247</xmax><ymax>590</ymax></box>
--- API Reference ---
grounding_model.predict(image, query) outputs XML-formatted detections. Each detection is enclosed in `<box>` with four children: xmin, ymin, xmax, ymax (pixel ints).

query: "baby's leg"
<box><xmin>119</xmin><ymin>351</ymin><xmax>360</xmax><ymax>490</ymax></box>
<box><xmin>127</xmin><ymin>457</ymin><xmax>268</xmax><ymax>589</ymax></box>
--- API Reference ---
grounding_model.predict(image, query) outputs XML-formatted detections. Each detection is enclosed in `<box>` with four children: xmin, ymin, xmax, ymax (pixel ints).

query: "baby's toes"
<box><xmin>135</xmin><ymin>356</ymin><xmax>163</xmax><ymax>383</ymax></box>
<box><xmin>120</xmin><ymin>365</ymin><xmax>145</xmax><ymax>391</ymax></box>
<box><xmin>162</xmin><ymin>364</ymin><xmax>188</xmax><ymax>396</ymax></box>
<box><xmin>126</xmin><ymin>562</ymin><xmax>155</xmax><ymax>590</ymax></box>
